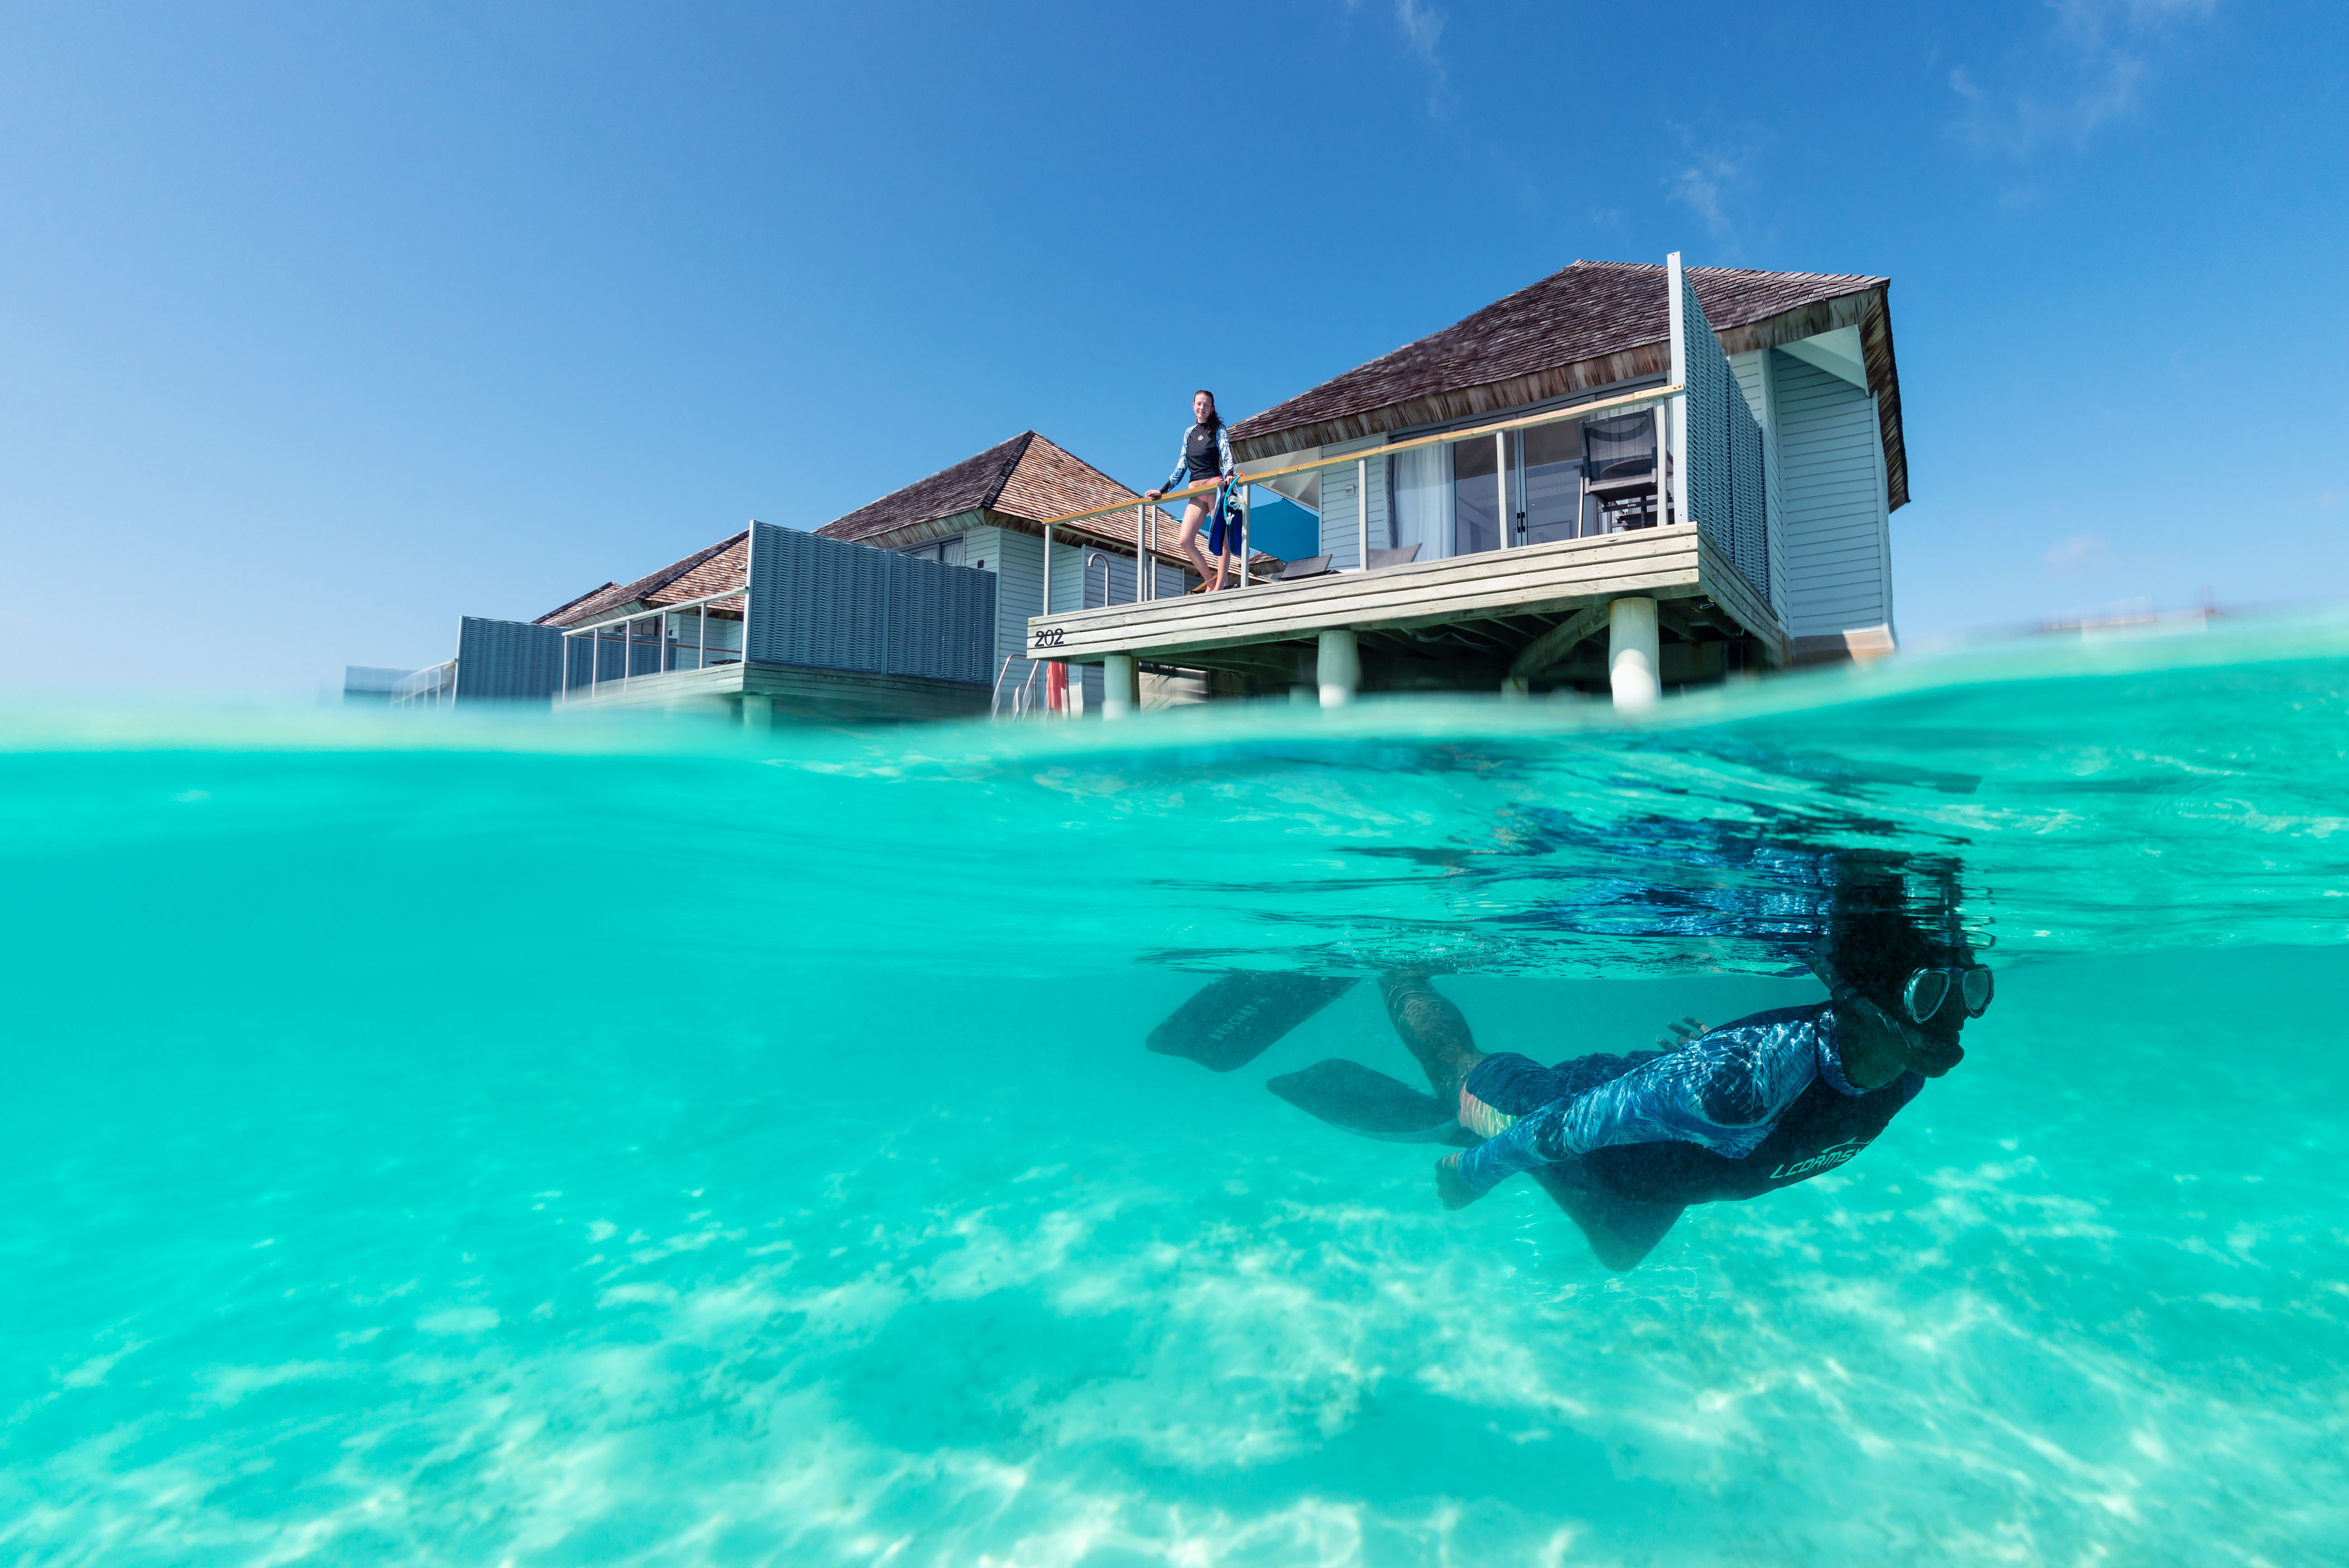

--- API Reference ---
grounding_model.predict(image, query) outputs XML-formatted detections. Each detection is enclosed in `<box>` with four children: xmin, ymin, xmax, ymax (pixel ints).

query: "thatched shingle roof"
<box><xmin>817</xmin><ymin>430</ymin><xmax>1276</xmax><ymax>569</ymax></box>
<box><xmin>1231</xmin><ymin>260</ymin><xmax>1907</xmax><ymax>510</ymax></box>
<box><xmin>537</xmin><ymin>531</ymin><xmax>747</xmax><ymax>627</ymax></box>
<box><xmin>816</xmin><ymin>430</ymin><xmax>1178</xmax><ymax>544</ymax></box>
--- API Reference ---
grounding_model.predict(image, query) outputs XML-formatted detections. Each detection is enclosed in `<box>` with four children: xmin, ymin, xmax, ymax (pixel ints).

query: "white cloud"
<box><xmin>1393</xmin><ymin>0</ymin><xmax>1445</xmax><ymax>62</ymax></box>
<box><xmin>1952</xmin><ymin>0</ymin><xmax>2222</xmax><ymax>156</ymax></box>
<box><xmin>1670</xmin><ymin>156</ymin><xmax>1739</xmax><ymax>243</ymax></box>
<box><xmin>2044</xmin><ymin>534</ymin><xmax>2113</xmax><ymax>576</ymax></box>
<box><xmin>1665</xmin><ymin>125</ymin><xmax>1771</xmax><ymax>257</ymax></box>
<box><xmin>1345</xmin><ymin>0</ymin><xmax>1449</xmax><ymax>106</ymax></box>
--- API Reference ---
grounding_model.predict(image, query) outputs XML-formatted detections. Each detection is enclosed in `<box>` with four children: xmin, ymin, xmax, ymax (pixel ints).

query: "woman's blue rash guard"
<box><xmin>1454</xmin><ymin>1003</ymin><xmax>1920</xmax><ymax>1195</ymax></box>
<box><xmin>1164</xmin><ymin>420</ymin><xmax>1235</xmax><ymax>494</ymax></box>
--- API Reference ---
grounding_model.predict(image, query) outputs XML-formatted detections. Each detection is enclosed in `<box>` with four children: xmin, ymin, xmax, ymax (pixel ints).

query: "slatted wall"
<box><xmin>1677</xmin><ymin>271</ymin><xmax>1772</xmax><ymax>606</ymax></box>
<box><xmin>744</xmin><ymin>522</ymin><xmax>996</xmax><ymax>685</ymax></box>
<box><xmin>453</xmin><ymin>617</ymin><xmax>565</xmax><ymax>703</ymax></box>
<box><xmin>1729</xmin><ymin>351</ymin><xmax>1789</xmax><ymax>621</ymax></box>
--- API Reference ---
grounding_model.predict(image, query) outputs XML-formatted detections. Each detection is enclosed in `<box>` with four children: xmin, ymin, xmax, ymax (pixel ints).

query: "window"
<box><xmin>1389</xmin><ymin>443</ymin><xmax>1451</xmax><ymax>559</ymax></box>
<box><xmin>902</xmin><ymin>536</ymin><xmax>965</xmax><ymax>566</ymax></box>
<box><xmin>1388</xmin><ymin>407</ymin><xmax>1660</xmax><ymax>557</ymax></box>
<box><xmin>1388</xmin><ymin>430</ymin><xmax>1541</xmax><ymax>558</ymax></box>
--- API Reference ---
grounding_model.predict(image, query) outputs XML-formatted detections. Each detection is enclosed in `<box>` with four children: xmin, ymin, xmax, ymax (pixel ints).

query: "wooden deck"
<box><xmin>1025</xmin><ymin>526</ymin><xmax>1786</xmax><ymax>678</ymax></box>
<box><xmin>554</xmin><ymin>660</ymin><xmax>991</xmax><ymax>722</ymax></box>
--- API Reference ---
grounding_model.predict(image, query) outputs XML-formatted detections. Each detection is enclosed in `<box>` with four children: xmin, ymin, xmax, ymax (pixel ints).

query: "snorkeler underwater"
<box><xmin>1158</xmin><ymin>844</ymin><xmax>1992</xmax><ymax>1271</ymax></box>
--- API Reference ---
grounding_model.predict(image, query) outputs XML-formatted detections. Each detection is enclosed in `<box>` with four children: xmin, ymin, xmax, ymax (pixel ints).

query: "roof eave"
<box><xmin>838</xmin><ymin>509</ymin><xmax>991</xmax><ymax>553</ymax></box>
<box><xmin>1708</xmin><ymin>282</ymin><xmax>1906</xmax><ymax>510</ymax></box>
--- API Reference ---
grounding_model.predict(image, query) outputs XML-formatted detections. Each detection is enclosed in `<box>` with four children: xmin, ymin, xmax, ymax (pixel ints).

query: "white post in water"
<box><xmin>1101</xmin><ymin>653</ymin><xmax>1138</xmax><ymax>720</ymax></box>
<box><xmin>1609</xmin><ymin>598</ymin><xmax>1660</xmax><ymax>712</ymax></box>
<box><xmin>1317</xmin><ymin>628</ymin><xmax>1360</xmax><ymax>709</ymax></box>
<box><xmin>742</xmin><ymin>692</ymin><xmax>774</xmax><ymax>730</ymax></box>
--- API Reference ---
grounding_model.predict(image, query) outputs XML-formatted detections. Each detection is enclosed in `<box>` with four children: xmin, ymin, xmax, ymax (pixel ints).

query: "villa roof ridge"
<box><xmin>976</xmin><ymin>430</ymin><xmax>1041</xmax><ymax>513</ymax></box>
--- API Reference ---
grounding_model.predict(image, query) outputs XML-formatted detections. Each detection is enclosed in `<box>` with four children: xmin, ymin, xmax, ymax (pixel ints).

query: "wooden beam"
<box><xmin>1507</xmin><ymin>603</ymin><xmax>1612</xmax><ymax>682</ymax></box>
<box><xmin>1653</xmin><ymin>597</ymin><xmax>1701</xmax><ymax>644</ymax></box>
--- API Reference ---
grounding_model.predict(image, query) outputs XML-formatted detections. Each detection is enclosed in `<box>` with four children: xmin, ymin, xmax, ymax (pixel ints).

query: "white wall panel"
<box><xmin>1773</xmin><ymin>352</ymin><xmax>1891</xmax><ymax>640</ymax></box>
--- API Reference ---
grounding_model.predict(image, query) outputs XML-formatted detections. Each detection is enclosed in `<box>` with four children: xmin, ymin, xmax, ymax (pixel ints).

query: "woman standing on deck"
<box><xmin>1145</xmin><ymin>389</ymin><xmax>1239</xmax><ymax>592</ymax></box>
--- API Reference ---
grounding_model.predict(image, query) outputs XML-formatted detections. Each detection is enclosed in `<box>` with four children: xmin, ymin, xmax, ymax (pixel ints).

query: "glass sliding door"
<box><xmin>1384</xmin><ymin>405</ymin><xmax>1653</xmax><ymax>558</ymax></box>
<box><xmin>1451</xmin><ymin>435</ymin><xmax>1504</xmax><ymax>555</ymax></box>
<box><xmin>1521</xmin><ymin>420</ymin><xmax>1591</xmax><ymax>543</ymax></box>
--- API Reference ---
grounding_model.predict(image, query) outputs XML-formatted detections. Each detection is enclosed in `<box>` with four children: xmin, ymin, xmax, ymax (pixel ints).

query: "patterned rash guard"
<box><xmin>1163</xmin><ymin>420</ymin><xmax>1236</xmax><ymax>494</ymax></box>
<box><xmin>1454</xmin><ymin>1003</ymin><xmax>1915</xmax><ymax>1194</ymax></box>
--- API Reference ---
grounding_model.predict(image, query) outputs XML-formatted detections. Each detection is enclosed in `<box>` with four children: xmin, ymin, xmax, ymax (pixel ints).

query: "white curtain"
<box><xmin>1388</xmin><ymin>444</ymin><xmax>1452</xmax><ymax>560</ymax></box>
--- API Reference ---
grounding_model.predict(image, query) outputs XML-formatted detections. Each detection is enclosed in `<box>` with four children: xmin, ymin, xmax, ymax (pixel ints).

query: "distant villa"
<box><xmin>356</xmin><ymin>252</ymin><xmax>1905</xmax><ymax>721</ymax></box>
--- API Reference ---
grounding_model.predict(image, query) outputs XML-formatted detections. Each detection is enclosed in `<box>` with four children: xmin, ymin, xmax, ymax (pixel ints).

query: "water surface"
<box><xmin>3</xmin><ymin>620</ymin><xmax>2345</xmax><ymax>1564</ymax></box>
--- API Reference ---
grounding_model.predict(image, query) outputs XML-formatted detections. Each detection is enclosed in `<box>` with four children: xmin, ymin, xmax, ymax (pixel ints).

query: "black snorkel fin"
<box><xmin>1147</xmin><ymin>972</ymin><xmax>1360</xmax><ymax>1073</ymax></box>
<box><xmin>1265</xmin><ymin>1058</ymin><xmax>1476</xmax><ymax>1145</ymax></box>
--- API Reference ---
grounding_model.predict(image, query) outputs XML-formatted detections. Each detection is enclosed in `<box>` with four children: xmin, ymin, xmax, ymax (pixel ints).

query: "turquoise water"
<box><xmin>4</xmin><ymin>621</ymin><xmax>2346</xmax><ymax>1565</ymax></box>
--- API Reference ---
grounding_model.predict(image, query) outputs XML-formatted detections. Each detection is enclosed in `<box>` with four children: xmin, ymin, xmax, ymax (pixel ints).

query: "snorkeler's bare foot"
<box><xmin>1435</xmin><ymin>1154</ymin><xmax>1485</xmax><ymax>1211</ymax></box>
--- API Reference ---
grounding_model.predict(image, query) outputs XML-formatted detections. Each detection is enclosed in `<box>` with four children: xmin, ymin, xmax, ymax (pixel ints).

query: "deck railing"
<box><xmin>557</xmin><ymin>587</ymin><xmax>747</xmax><ymax>699</ymax></box>
<box><xmin>391</xmin><ymin>659</ymin><xmax>458</xmax><ymax>709</ymax></box>
<box><xmin>1030</xmin><ymin>377</ymin><xmax>1688</xmax><ymax>611</ymax></box>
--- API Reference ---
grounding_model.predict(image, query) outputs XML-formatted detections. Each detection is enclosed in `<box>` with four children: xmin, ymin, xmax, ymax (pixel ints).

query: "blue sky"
<box><xmin>2</xmin><ymin>1</ymin><xmax>2342</xmax><ymax>692</ymax></box>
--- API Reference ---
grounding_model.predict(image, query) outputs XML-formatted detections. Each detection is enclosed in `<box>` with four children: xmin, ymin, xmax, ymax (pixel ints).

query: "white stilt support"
<box><xmin>1608</xmin><ymin>597</ymin><xmax>1660</xmax><ymax>712</ymax></box>
<box><xmin>1317</xmin><ymin>628</ymin><xmax>1360</xmax><ymax>709</ymax></box>
<box><xmin>742</xmin><ymin>692</ymin><xmax>774</xmax><ymax>730</ymax></box>
<box><xmin>1101</xmin><ymin>653</ymin><xmax>1139</xmax><ymax>720</ymax></box>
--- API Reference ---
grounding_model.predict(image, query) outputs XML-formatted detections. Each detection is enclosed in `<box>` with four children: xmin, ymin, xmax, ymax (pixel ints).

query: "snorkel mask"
<box><xmin>1806</xmin><ymin>937</ymin><xmax>1981</xmax><ymax>1076</ymax></box>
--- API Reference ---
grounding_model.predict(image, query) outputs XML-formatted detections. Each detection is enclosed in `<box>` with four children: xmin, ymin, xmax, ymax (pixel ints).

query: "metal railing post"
<box><xmin>1240</xmin><ymin>486</ymin><xmax>1251</xmax><ymax>587</ymax></box>
<box><xmin>1655</xmin><ymin>404</ymin><xmax>1670</xmax><ymax>528</ymax></box>
<box><xmin>1495</xmin><ymin>429</ymin><xmax>1510</xmax><ymax>549</ymax></box>
<box><xmin>1356</xmin><ymin>456</ymin><xmax>1368</xmax><ymax>570</ymax></box>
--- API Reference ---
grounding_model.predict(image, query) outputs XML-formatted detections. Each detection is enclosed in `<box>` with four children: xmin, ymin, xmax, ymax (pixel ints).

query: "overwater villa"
<box><xmin>365</xmin><ymin>432</ymin><xmax>1225</xmax><ymax>718</ymax></box>
<box><xmin>359</xmin><ymin>251</ymin><xmax>1905</xmax><ymax>720</ymax></box>
<box><xmin>1025</xmin><ymin>252</ymin><xmax>1905</xmax><ymax>713</ymax></box>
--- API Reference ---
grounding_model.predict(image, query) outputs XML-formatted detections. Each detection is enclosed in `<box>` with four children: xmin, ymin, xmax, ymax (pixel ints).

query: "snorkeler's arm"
<box><xmin>1217</xmin><ymin>424</ymin><xmax>1236</xmax><ymax>481</ymax></box>
<box><xmin>1451</xmin><ymin>1033</ymin><xmax>1815</xmax><ymax>1194</ymax></box>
